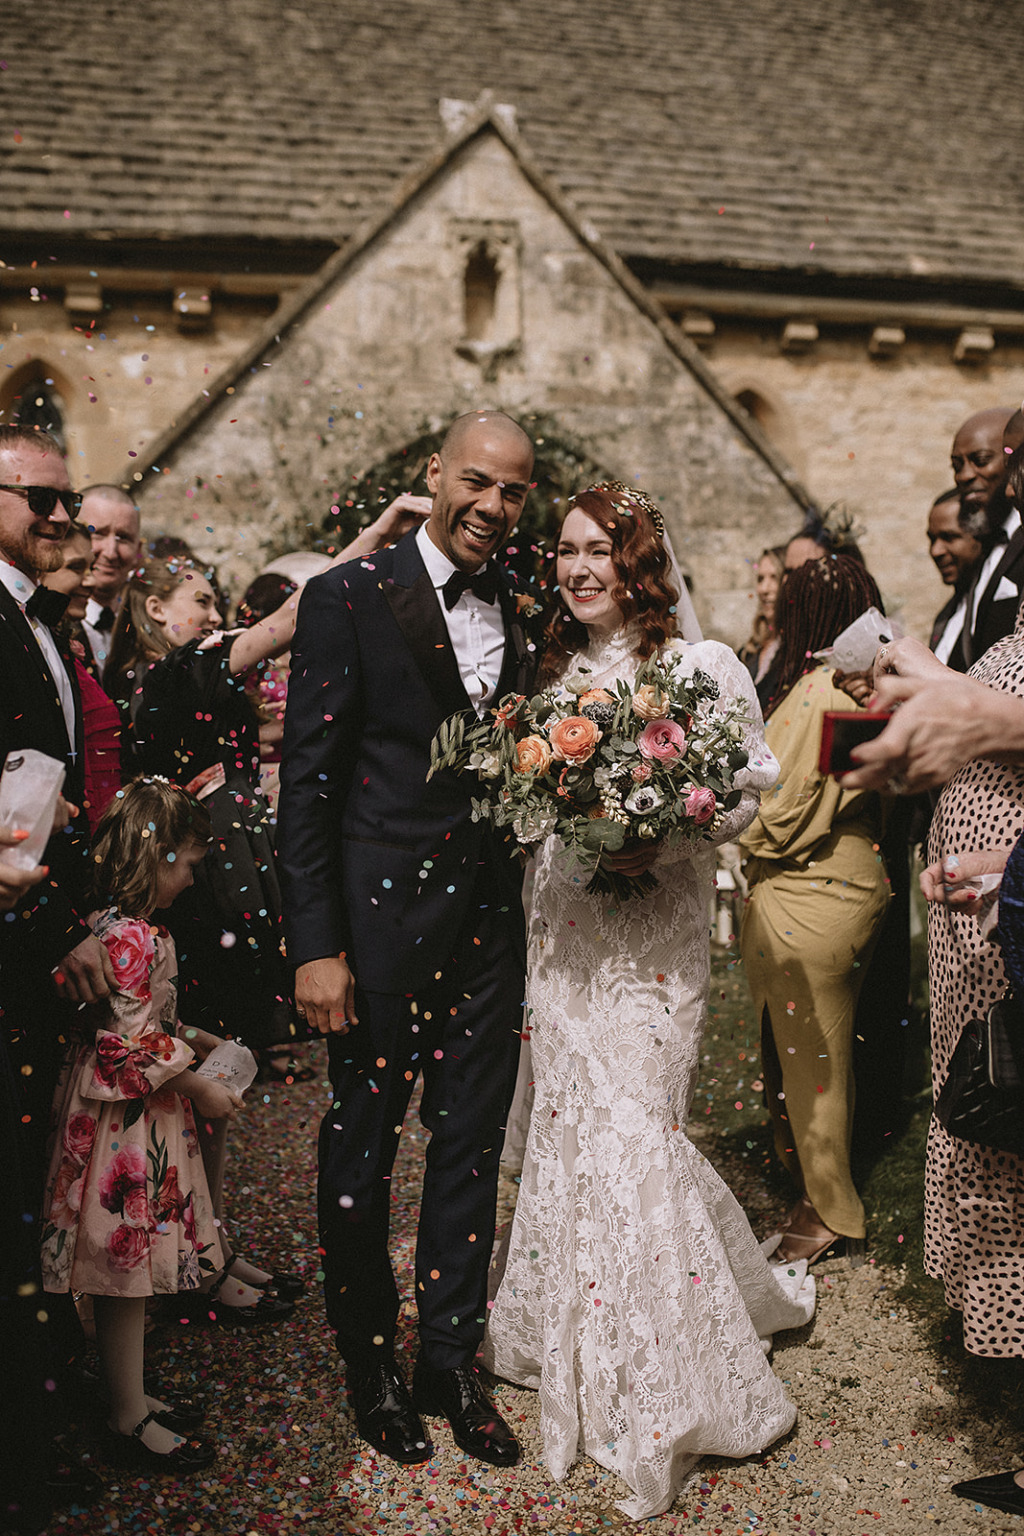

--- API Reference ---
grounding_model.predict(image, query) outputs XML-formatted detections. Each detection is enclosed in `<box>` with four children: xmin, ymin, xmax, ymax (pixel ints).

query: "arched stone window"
<box><xmin>3</xmin><ymin>373</ymin><xmax>68</xmax><ymax>453</ymax></box>
<box><xmin>451</xmin><ymin>221</ymin><xmax>521</xmax><ymax>372</ymax></box>
<box><xmin>464</xmin><ymin>241</ymin><xmax>500</xmax><ymax>342</ymax></box>
<box><xmin>735</xmin><ymin>387</ymin><xmax>778</xmax><ymax>440</ymax></box>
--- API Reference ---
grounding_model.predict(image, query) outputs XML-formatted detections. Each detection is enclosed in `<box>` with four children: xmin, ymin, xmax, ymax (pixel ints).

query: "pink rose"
<box><xmin>49</xmin><ymin>1157</ymin><xmax>86</xmax><ymax>1230</ymax></box>
<box><xmin>119</xmin><ymin>1060</ymin><xmax>151</xmax><ymax>1100</ymax></box>
<box><xmin>631</xmin><ymin>762</ymin><xmax>652</xmax><ymax>784</ymax></box>
<box><xmin>103</xmin><ymin>922</ymin><xmax>155</xmax><ymax>999</ymax></box>
<box><xmin>63</xmin><ymin>1112</ymin><xmax>97</xmax><ymax>1164</ymax></box>
<box><xmin>684</xmin><ymin>786</ymin><xmax>718</xmax><ymax>825</ymax></box>
<box><xmin>637</xmin><ymin>719</ymin><xmax>687</xmax><ymax>762</ymax></box>
<box><xmin>98</xmin><ymin>1143</ymin><xmax>147</xmax><ymax>1215</ymax></box>
<box><xmin>123</xmin><ymin>1185</ymin><xmax>154</xmax><ymax>1230</ymax></box>
<box><xmin>93</xmin><ymin>1031</ymin><xmax>129</xmax><ymax>1090</ymax></box>
<box><xmin>549</xmin><ymin>715</ymin><xmax>601</xmax><ymax>766</ymax></box>
<box><xmin>107</xmin><ymin>1222</ymin><xmax>151</xmax><ymax>1272</ymax></box>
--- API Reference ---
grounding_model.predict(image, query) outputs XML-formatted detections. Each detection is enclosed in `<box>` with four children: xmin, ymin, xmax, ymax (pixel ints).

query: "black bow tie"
<box><xmin>442</xmin><ymin>566</ymin><xmax>499</xmax><ymax>611</ymax></box>
<box><xmin>24</xmin><ymin>586</ymin><xmax>70</xmax><ymax>627</ymax></box>
<box><xmin>94</xmin><ymin>604</ymin><xmax>116</xmax><ymax>633</ymax></box>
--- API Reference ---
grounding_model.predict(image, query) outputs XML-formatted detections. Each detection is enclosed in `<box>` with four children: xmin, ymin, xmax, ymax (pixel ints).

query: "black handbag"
<box><xmin>934</xmin><ymin>993</ymin><xmax>1024</xmax><ymax>1156</ymax></box>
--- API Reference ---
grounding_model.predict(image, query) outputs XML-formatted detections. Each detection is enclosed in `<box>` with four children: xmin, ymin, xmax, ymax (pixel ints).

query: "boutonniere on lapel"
<box><xmin>513</xmin><ymin>591</ymin><xmax>542</xmax><ymax>622</ymax></box>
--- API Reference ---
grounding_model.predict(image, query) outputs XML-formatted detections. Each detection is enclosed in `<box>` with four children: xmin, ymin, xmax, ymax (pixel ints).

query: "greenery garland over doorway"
<box><xmin>313</xmin><ymin>412</ymin><xmax>604</xmax><ymax>590</ymax></box>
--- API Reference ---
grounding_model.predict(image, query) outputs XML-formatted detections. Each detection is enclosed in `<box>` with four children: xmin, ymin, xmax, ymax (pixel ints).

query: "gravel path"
<box><xmin>45</xmin><ymin>1061</ymin><xmax>1024</xmax><ymax>1536</ymax></box>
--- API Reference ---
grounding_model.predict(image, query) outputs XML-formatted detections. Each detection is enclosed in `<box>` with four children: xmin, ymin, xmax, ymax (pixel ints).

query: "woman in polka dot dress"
<box><xmin>925</xmin><ymin>609</ymin><xmax>1024</xmax><ymax>1357</ymax></box>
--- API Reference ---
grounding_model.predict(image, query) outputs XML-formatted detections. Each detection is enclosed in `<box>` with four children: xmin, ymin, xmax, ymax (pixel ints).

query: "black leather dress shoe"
<box><xmin>348</xmin><ymin>1361</ymin><xmax>433</xmax><ymax>1465</ymax></box>
<box><xmin>952</xmin><ymin>1468</ymin><xmax>1024</xmax><ymax>1515</ymax></box>
<box><xmin>412</xmin><ymin>1361</ymin><xmax>520</xmax><ymax>1467</ymax></box>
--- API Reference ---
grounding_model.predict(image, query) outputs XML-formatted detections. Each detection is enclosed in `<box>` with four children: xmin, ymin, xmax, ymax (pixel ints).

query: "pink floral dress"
<box><xmin>40</xmin><ymin>911</ymin><xmax>220</xmax><ymax>1297</ymax></box>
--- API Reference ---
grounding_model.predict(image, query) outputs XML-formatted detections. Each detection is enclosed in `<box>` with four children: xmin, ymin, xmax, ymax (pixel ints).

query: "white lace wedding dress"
<box><xmin>483</xmin><ymin>630</ymin><xmax>815</xmax><ymax>1519</ymax></box>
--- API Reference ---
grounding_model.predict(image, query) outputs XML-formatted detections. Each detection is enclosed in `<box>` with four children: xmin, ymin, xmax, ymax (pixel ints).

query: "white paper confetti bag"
<box><xmin>0</xmin><ymin>748</ymin><xmax>66</xmax><ymax>869</ymax></box>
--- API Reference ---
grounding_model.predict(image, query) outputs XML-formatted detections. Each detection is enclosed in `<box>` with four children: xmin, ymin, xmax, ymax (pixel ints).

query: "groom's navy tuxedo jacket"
<box><xmin>278</xmin><ymin>531</ymin><xmax>535</xmax><ymax>994</ymax></box>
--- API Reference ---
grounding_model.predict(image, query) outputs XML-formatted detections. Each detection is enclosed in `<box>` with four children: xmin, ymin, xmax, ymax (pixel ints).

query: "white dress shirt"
<box><xmin>82</xmin><ymin>595</ymin><xmax>116</xmax><ymax>678</ymax></box>
<box><xmin>933</xmin><ymin>595</ymin><xmax>968</xmax><ymax>666</ymax></box>
<box><xmin>416</xmin><ymin>524</ymin><xmax>505</xmax><ymax>713</ymax></box>
<box><xmin>0</xmin><ymin>560</ymin><xmax>76</xmax><ymax>751</ymax></box>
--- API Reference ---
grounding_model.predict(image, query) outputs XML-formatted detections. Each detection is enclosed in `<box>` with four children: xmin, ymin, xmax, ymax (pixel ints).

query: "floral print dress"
<box><xmin>40</xmin><ymin>910</ymin><xmax>219</xmax><ymax>1297</ymax></box>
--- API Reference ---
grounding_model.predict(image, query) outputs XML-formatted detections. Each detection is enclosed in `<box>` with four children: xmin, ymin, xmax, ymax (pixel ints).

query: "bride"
<box><xmin>483</xmin><ymin>483</ymin><xmax>814</xmax><ymax>1519</ymax></box>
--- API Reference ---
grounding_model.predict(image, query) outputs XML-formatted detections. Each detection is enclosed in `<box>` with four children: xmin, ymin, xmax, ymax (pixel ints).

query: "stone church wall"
<box><xmin>132</xmin><ymin>133</ymin><xmax>805</xmax><ymax>642</ymax></box>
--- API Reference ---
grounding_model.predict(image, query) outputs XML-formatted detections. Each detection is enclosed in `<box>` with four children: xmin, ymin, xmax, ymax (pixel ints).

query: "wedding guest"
<box><xmin>40</xmin><ymin>778</ymin><xmax>229</xmax><ymax>1469</ymax></box>
<box><xmin>740</xmin><ymin>555</ymin><xmax>889</xmax><ymax>1264</ymax></box>
<box><xmin>927</xmin><ymin>487</ymin><xmax>982</xmax><ymax>668</ymax></box>
<box><xmin>919</xmin><ymin>839</ymin><xmax>1024</xmax><ymax>1520</ymax></box>
<box><xmin>483</xmin><ymin>483</ymin><xmax>813</xmax><ymax>1519</ymax></box>
<box><xmin>738</xmin><ymin>544</ymin><xmax>785</xmax><ymax>688</ymax></box>
<box><xmin>41</xmin><ymin>522</ymin><xmax>123</xmax><ymax>819</ymax></box>
<box><xmin>79</xmin><ymin>485</ymin><xmax>142</xmax><ymax>681</ymax></box>
<box><xmin>952</xmin><ymin>406</ymin><xmax>1024</xmax><ymax>668</ymax></box>
<box><xmin>0</xmin><ymin>427</ymin><xmax>114</xmax><ymax>1528</ymax></box>
<box><xmin>843</xmin><ymin>487</ymin><xmax>1024</xmax><ymax>1386</ymax></box>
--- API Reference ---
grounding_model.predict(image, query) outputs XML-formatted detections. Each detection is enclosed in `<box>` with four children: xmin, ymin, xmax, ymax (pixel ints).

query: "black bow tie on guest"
<box><xmin>442</xmin><ymin>565</ymin><xmax>499</xmax><ymax>611</ymax></box>
<box><xmin>94</xmin><ymin>604</ymin><xmax>116</xmax><ymax>632</ymax></box>
<box><xmin>24</xmin><ymin>586</ymin><xmax>70</xmax><ymax>627</ymax></box>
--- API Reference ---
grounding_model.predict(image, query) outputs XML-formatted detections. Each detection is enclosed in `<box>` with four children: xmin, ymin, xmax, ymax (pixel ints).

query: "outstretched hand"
<box><xmin>841</xmin><ymin>669</ymin><xmax>1024</xmax><ymax>794</ymax></box>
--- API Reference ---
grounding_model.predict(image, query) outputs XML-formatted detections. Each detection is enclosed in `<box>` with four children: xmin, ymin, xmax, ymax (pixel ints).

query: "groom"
<box><xmin>279</xmin><ymin>410</ymin><xmax>536</xmax><ymax>1467</ymax></box>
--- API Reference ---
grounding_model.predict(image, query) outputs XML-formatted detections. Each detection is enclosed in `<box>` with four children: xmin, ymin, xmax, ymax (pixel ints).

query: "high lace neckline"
<box><xmin>581</xmin><ymin>621</ymin><xmax>643</xmax><ymax>671</ymax></box>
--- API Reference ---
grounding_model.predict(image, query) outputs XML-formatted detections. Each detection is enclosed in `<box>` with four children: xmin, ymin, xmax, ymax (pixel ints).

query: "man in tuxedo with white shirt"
<box><xmin>279</xmin><ymin>411</ymin><xmax>536</xmax><ymax>1470</ymax></box>
<box><xmin>0</xmin><ymin>426</ymin><xmax>114</xmax><ymax>1522</ymax></box>
<box><xmin>79</xmin><ymin>483</ymin><xmax>142</xmax><ymax>681</ymax></box>
<box><xmin>927</xmin><ymin>487</ymin><xmax>981</xmax><ymax>669</ymax></box>
<box><xmin>954</xmin><ymin>406</ymin><xmax>1024</xmax><ymax>668</ymax></box>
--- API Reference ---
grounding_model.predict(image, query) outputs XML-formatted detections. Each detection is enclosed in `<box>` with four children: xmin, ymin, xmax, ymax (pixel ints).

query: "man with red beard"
<box><xmin>0</xmin><ymin>425</ymin><xmax>112</xmax><ymax>1527</ymax></box>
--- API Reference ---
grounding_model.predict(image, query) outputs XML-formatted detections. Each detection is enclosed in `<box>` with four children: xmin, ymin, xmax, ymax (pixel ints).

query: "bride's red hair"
<box><xmin>539</xmin><ymin>488</ymin><xmax>679</xmax><ymax>683</ymax></box>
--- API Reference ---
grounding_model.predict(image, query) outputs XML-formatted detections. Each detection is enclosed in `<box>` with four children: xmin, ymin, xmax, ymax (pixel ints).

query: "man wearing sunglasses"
<box><xmin>0</xmin><ymin>424</ymin><xmax>113</xmax><ymax>1523</ymax></box>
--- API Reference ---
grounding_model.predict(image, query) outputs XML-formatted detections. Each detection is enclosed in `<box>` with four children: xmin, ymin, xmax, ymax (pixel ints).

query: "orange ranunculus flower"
<box><xmin>514</xmin><ymin>735</ymin><xmax>553</xmax><ymax>775</ymax></box>
<box><xmin>549</xmin><ymin>715</ymin><xmax>601</xmax><ymax>765</ymax></box>
<box><xmin>632</xmin><ymin>683</ymin><xmax>671</xmax><ymax>721</ymax></box>
<box><xmin>578</xmin><ymin>688</ymin><xmax>615</xmax><ymax>708</ymax></box>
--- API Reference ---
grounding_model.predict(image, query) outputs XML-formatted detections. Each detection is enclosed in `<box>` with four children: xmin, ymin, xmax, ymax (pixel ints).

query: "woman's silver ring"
<box><xmin>886</xmin><ymin>772</ymin><xmax>910</xmax><ymax>795</ymax></box>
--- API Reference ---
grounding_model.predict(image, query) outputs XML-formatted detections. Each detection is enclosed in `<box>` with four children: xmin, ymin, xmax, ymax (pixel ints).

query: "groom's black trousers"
<box><xmin>318</xmin><ymin>895</ymin><xmax>524</xmax><ymax>1372</ymax></box>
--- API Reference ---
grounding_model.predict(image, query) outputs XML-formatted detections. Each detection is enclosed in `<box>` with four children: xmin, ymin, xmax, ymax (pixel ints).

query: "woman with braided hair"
<box><xmin>740</xmin><ymin>554</ymin><xmax>890</xmax><ymax>1266</ymax></box>
<box><xmin>484</xmin><ymin>484</ymin><xmax>813</xmax><ymax>1519</ymax></box>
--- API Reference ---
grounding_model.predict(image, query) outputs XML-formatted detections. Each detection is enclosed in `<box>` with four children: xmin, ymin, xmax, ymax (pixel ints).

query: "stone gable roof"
<box><xmin>133</xmin><ymin>111</ymin><xmax>810</xmax><ymax>511</ymax></box>
<box><xmin>3</xmin><ymin>0</ymin><xmax>1024</xmax><ymax>288</ymax></box>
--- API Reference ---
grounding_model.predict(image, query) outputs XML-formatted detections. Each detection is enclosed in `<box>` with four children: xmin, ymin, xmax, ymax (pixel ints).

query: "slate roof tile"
<box><xmin>2</xmin><ymin>0</ymin><xmax>1024</xmax><ymax>286</ymax></box>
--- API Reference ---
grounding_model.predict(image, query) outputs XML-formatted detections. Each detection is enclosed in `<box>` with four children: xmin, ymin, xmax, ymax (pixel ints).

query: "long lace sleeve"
<box><xmin>663</xmin><ymin>640</ymin><xmax>779</xmax><ymax>850</ymax></box>
<box><xmin>81</xmin><ymin>917</ymin><xmax>194</xmax><ymax>1103</ymax></box>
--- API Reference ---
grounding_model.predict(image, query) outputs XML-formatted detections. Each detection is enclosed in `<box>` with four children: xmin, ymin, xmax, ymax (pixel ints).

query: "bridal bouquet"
<box><xmin>428</xmin><ymin>652</ymin><xmax>752</xmax><ymax>900</ymax></box>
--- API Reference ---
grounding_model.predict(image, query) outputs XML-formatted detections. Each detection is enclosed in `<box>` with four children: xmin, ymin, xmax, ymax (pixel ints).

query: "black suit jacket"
<box><xmin>278</xmin><ymin>533</ymin><xmax>537</xmax><ymax>993</ymax></box>
<box><xmin>0</xmin><ymin>581</ymin><xmax>91</xmax><ymax>977</ymax></box>
<box><xmin>960</xmin><ymin>521</ymin><xmax>1024</xmax><ymax>669</ymax></box>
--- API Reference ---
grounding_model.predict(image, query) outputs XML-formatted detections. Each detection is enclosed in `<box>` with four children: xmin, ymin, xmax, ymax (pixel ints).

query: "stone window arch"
<box><xmin>0</xmin><ymin>366</ymin><xmax>69</xmax><ymax>453</ymax></box>
<box><xmin>451</xmin><ymin>220</ymin><xmax>522</xmax><ymax>373</ymax></box>
<box><xmin>464</xmin><ymin>239</ymin><xmax>501</xmax><ymax>342</ymax></box>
